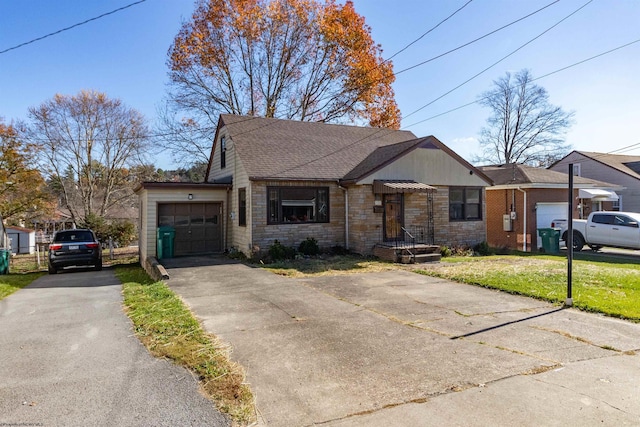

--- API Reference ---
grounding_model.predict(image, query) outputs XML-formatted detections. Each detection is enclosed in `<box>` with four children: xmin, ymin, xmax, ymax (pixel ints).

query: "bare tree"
<box><xmin>161</xmin><ymin>0</ymin><xmax>400</xmax><ymax>164</ymax></box>
<box><xmin>475</xmin><ymin>69</ymin><xmax>574</xmax><ymax>166</ymax></box>
<box><xmin>27</xmin><ymin>90</ymin><xmax>150</xmax><ymax>224</ymax></box>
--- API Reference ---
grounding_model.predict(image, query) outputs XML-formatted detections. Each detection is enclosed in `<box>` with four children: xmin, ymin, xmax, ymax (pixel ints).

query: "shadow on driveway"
<box><xmin>162</xmin><ymin>260</ymin><xmax>640</xmax><ymax>426</ymax></box>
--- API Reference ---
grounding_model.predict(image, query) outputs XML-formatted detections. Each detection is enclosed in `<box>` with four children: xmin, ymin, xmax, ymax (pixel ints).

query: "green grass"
<box><xmin>0</xmin><ymin>272</ymin><xmax>45</xmax><ymax>300</ymax></box>
<box><xmin>116</xmin><ymin>264</ymin><xmax>255</xmax><ymax>425</ymax></box>
<box><xmin>261</xmin><ymin>254</ymin><xmax>398</xmax><ymax>277</ymax></box>
<box><xmin>418</xmin><ymin>255</ymin><xmax>640</xmax><ymax>321</ymax></box>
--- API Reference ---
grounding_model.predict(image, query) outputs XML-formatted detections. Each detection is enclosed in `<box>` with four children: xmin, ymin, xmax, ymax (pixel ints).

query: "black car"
<box><xmin>48</xmin><ymin>229</ymin><xmax>102</xmax><ymax>274</ymax></box>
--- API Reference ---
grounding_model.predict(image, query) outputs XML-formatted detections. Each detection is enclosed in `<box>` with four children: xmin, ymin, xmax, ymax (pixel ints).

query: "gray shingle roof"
<box><xmin>218</xmin><ymin>115</ymin><xmax>418</xmax><ymax>180</ymax></box>
<box><xmin>574</xmin><ymin>151</ymin><xmax>640</xmax><ymax>181</ymax></box>
<box><xmin>480</xmin><ymin>164</ymin><xmax>618</xmax><ymax>187</ymax></box>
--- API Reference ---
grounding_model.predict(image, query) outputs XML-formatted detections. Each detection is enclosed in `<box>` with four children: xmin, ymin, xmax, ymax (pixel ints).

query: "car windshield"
<box><xmin>54</xmin><ymin>231</ymin><xmax>95</xmax><ymax>243</ymax></box>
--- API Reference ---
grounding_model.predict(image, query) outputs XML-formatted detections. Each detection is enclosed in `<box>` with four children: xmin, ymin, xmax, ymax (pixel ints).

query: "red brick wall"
<box><xmin>486</xmin><ymin>188</ymin><xmax>581</xmax><ymax>252</ymax></box>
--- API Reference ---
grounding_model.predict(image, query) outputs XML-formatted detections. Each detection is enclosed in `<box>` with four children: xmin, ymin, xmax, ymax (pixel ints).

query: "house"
<box><xmin>6</xmin><ymin>226</ymin><xmax>36</xmax><ymax>255</ymax></box>
<box><xmin>549</xmin><ymin>151</ymin><xmax>640</xmax><ymax>212</ymax></box>
<box><xmin>480</xmin><ymin>164</ymin><xmax>622</xmax><ymax>252</ymax></box>
<box><xmin>137</xmin><ymin>115</ymin><xmax>492</xmax><ymax>266</ymax></box>
<box><xmin>31</xmin><ymin>208</ymin><xmax>76</xmax><ymax>244</ymax></box>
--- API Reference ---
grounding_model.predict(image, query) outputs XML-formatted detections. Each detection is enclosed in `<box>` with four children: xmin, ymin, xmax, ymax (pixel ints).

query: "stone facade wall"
<box><xmin>347</xmin><ymin>186</ymin><xmax>382</xmax><ymax>255</ymax></box>
<box><xmin>432</xmin><ymin>186</ymin><xmax>487</xmax><ymax>248</ymax></box>
<box><xmin>250</xmin><ymin>180</ymin><xmax>345</xmax><ymax>255</ymax></box>
<box><xmin>247</xmin><ymin>182</ymin><xmax>488</xmax><ymax>256</ymax></box>
<box><xmin>348</xmin><ymin>186</ymin><xmax>455</xmax><ymax>254</ymax></box>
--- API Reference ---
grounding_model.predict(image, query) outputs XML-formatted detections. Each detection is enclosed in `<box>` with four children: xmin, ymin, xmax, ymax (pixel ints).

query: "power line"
<box><xmin>0</xmin><ymin>0</ymin><xmax>148</xmax><ymax>55</ymax></box>
<box><xmin>385</xmin><ymin>0</ymin><xmax>475</xmax><ymax>62</ymax></box>
<box><xmin>394</xmin><ymin>0</ymin><xmax>560</xmax><ymax>76</ymax></box>
<box><xmin>309</xmin><ymin>0</ymin><xmax>559</xmax><ymax>121</ymax></box>
<box><xmin>401</xmin><ymin>0</ymin><xmax>593</xmax><ymax>122</ymax></box>
<box><xmin>403</xmin><ymin>37</ymin><xmax>640</xmax><ymax>129</ymax></box>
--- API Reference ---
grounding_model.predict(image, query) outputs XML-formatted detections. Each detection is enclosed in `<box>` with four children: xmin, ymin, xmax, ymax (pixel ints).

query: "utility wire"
<box><xmin>385</xmin><ymin>0</ymin><xmax>475</xmax><ymax>62</ymax></box>
<box><xmin>404</xmin><ymin>37</ymin><xmax>640</xmax><ymax>129</ymax></box>
<box><xmin>401</xmin><ymin>0</ymin><xmax>593</xmax><ymax>122</ymax></box>
<box><xmin>395</xmin><ymin>0</ymin><xmax>560</xmax><ymax>76</ymax></box>
<box><xmin>0</xmin><ymin>0</ymin><xmax>148</xmax><ymax>55</ymax></box>
<box><xmin>310</xmin><ymin>0</ymin><xmax>558</xmax><ymax>115</ymax></box>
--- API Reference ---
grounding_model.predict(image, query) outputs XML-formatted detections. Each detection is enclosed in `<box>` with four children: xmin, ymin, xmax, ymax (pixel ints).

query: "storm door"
<box><xmin>383</xmin><ymin>193</ymin><xmax>404</xmax><ymax>241</ymax></box>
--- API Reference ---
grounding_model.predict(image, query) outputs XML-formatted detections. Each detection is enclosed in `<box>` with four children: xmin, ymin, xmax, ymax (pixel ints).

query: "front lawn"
<box><xmin>260</xmin><ymin>254</ymin><xmax>398</xmax><ymax>277</ymax></box>
<box><xmin>0</xmin><ymin>272</ymin><xmax>45</xmax><ymax>300</ymax></box>
<box><xmin>417</xmin><ymin>255</ymin><xmax>640</xmax><ymax>321</ymax></box>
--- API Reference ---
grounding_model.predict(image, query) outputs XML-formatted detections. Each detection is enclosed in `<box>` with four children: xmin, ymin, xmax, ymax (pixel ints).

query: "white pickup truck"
<box><xmin>551</xmin><ymin>211</ymin><xmax>640</xmax><ymax>251</ymax></box>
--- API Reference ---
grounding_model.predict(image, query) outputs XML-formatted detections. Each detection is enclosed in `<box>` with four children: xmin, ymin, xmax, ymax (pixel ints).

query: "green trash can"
<box><xmin>538</xmin><ymin>228</ymin><xmax>560</xmax><ymax>254</ymax></box>
<box><xmin>0</xmin><ymin>248</ymin><xmax>10</xmax><ymax>274</ymax></box>
<box><xmin>156</xmin><ymin>226</ymin><xmax>176</xmax><ymax>259</ymax></box>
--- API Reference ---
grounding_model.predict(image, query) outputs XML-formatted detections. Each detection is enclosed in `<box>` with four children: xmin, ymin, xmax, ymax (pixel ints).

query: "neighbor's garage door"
<box><xmin>158</xmin><ymin>203</ymin><xmax>222</xmax><ymax>256</ymax></box>
<box><xmin>536</xmin><ymin>202</ymin><xmax>568</xmax><ymax>249</ymax></box>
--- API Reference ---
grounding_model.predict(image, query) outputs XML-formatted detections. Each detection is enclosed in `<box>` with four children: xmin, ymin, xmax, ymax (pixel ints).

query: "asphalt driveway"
<box><xmin>163</xmin><ymin>255</ymin><xmax>640</xmax><ymax>427</ymax></box>
<box><xmin>0</xmin><ymin>268</ymin><xmax>228</xmax><ymax>427</ymax></box>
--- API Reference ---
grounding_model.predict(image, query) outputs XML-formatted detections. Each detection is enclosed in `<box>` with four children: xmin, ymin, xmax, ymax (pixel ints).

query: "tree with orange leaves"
<box><xmin>163</xmin><ymin>0</ymin><xmax>400</xmax><ymax>164</ymax></box>
<box><xmin>0</xmin><ymin>120</ymin><xmax>54</xmax><ymax>224</ymax></box>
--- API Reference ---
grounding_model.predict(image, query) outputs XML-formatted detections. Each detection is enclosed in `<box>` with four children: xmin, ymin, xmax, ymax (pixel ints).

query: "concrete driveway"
<box><xmin>0</xmin><ymin>267</ymin><xmax>228</xmax><ymax>427</ymax></box>
<box><xmin>163</xmin><ymin>256</ymin><xmax>640</xmax><ymax>426</ymax></box>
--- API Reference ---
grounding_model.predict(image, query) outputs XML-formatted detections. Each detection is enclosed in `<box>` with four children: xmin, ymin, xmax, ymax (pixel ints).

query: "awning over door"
<box><xmin>578</xmin><ymin>188</ymin><xmax>619</xmax><ymax>201</ymax></box>
<box><xmin>373</xmin><ymin>180</ymin><xmax>437</xmax><ymax>194</ymax></box>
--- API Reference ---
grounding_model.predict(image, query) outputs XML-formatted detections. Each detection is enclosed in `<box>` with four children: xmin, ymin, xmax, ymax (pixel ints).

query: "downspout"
<box><xmin>225</xmin><ymin>186</ymin><xmax>231</xmax><ymax>253</ymax></box>
<box><xmin>338</xmin><ymin>183</ymin><xmax>349</xmax><ymax>250</ymax></box>
<box><xmin>516</xmin><ymin>187</ymin><xmax>527</xmax><ymax>252</ymax></box>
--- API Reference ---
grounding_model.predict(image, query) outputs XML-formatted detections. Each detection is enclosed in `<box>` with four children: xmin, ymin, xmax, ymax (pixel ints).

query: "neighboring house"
<box><xmin>480</xmin><ymin>164</ymin><xmax>622</xmax><ymax>252</ymax></box>
<box><xmin>32</xmin><ymin>208</ymin><xmax>76</xmax><ymax>244</ymax></box>
<box><xmin>549</xmin><ymin>151</ymin><xmax>640</xmax><ymax>213</ymax></box>
<box><xmin>137</xmin><ymin>114</ymin><xmax>492</xmax><ymax>264</ymax></box>
<box><xmin>6</xmin><ymin>226</ymin><xmax>36</xmax><ymax>254</ymax></box>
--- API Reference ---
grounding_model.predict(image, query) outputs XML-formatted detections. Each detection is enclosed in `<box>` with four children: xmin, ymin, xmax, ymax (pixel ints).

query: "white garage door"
<box><xmin>536</xmin><ymin>202</ymin><xmax>568</xmax><ymax>249</ymax></box>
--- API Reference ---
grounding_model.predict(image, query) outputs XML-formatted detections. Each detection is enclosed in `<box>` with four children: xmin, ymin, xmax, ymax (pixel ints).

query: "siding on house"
<box><xmin>357</xmin><ymin>145</ymin><xmax>489</xmax><ymax>187</ymax></box>
<box><xmin>551</xmin><ymin>152</ymin><xmax>640</xmax><ymax>212</ymax></box>
<box><xmin>138</xmin><ymin>187</ymin><xmax>228</xmax><ymax>260</ymax></box>
<box><xmin>208</xmin><ymin>130</ymin><xmax>234</xmax><ymax>182</ymax></box>
<box><xmin>352</xmin><ymin>145</ymin><xmax>489</xmax><ymax>251</ymax></box>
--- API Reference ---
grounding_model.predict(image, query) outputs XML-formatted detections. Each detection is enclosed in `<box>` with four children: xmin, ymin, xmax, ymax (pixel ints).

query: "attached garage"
<box><xmin>158</xmin><ymin>202</ymin><xmax>223</xmax><ymax>255</ymax></box>
<box><xmin>535</xmin><ymin>202</ymin><xmax>568</xmax><ymax>249</ymax></box>
<box><xmin>135</xmin><ymin>182</ymin><xmax>230</xmax><ymax>264</ymax></box>
<box><xmin>536</xmin><ymin>202</ymin><xmax>568</xmax><ymax>229</ymax></box>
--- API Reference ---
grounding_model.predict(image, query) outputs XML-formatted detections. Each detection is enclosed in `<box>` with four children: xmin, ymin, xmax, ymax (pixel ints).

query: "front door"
<box><xmin>383</xmin><ymin>194</ymin><xmax>403</xmax><ymax>241</ymax></box>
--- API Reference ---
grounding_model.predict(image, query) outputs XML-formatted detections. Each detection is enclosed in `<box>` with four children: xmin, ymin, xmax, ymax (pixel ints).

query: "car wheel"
<box><xmin>94</xmin><ymin>263</ymin><xmax>103</xmax><ymax>271</ymax></box>
<box><xmin>48</xmin><ymin>264</ymin><xmax>57</xmax><ymax>275</ymax></box>
<box><xmin>572</xmin><ymin>234</ymin><xmax>585</xmax><ymax>252</ymax></box>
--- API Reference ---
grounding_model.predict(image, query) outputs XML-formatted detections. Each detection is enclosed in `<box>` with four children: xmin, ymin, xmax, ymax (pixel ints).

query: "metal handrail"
<box><xmin>397</xmin><ymin>227</ymin><xmax>416</xmax><ymax>263</ymax></box>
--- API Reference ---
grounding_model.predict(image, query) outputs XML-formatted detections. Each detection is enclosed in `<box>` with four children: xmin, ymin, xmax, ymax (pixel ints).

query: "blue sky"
<box><xmin>1</xmin><ymin>0</ymin><xmax>639</xmax><ymax>170</ymax></box>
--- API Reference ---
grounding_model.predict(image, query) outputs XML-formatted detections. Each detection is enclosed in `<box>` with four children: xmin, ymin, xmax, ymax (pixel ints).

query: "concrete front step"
<box><xmin>399</xmin><ymin>253</ymin><xmax>442</xmax><ymax>264</ymax></box>
<box><xmin>373</xmin><ymin>244</ymin><xmax>441</xmax><ymax>263</ymax></box>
